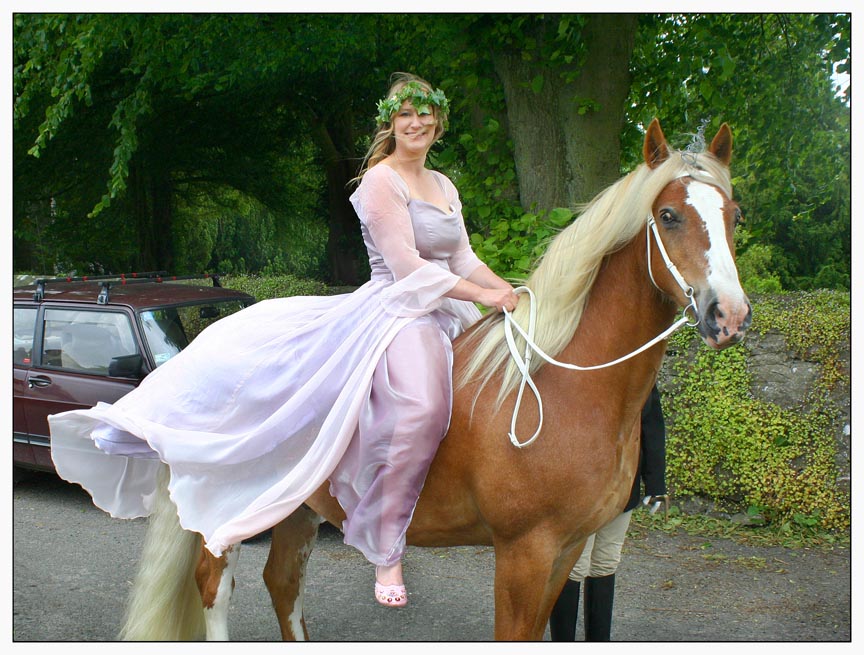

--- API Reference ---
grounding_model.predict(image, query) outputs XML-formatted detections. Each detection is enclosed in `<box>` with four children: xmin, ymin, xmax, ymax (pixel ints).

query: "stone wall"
<box><xmin>658</xmin><ymin>316</ymin><xmax>851</xmax><ymax>513</ymax></box>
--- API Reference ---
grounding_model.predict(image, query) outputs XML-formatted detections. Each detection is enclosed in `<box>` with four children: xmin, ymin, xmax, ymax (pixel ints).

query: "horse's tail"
<box><xmin>119</xmin><ymin>464</ymin><xmax>206</xmax><ymax>641</ymax></box>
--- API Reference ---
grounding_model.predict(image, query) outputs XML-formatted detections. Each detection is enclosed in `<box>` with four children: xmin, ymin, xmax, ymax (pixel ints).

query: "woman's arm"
<box><xmin>445</xmin><ymin>273</ymin><xmax>519</xmax><ymax>313</ymax></box>
<box><xmin>466</xmin><ymin>264</ymin><xmax>514</xmax><ymax>291</ymax></box>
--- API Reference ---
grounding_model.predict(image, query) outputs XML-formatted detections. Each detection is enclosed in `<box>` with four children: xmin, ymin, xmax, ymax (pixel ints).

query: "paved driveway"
<box><xmin>12</xmin><ymin>471</ymin><xmax>851</xmax><ymax>643</ymax></box>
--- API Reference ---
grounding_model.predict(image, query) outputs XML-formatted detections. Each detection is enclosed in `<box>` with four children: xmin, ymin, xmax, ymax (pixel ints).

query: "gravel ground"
<box><xmin>11</xmin><ymin>471</ymin><xmax>852</xmax><ymax>644</ymax></box>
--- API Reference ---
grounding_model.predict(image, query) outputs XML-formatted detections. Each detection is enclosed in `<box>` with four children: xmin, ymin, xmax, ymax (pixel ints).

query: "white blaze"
<box><xmin>686</xmin><ymin>182</ymin><xmax>744</xmax><ymax>297</ymax></box>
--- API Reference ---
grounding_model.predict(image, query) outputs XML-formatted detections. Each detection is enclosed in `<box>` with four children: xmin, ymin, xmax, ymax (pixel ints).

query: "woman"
<box><xmin>48</xmin><ymin>72</ymin><xmax>518</xmax><ymax>608</ymax></box>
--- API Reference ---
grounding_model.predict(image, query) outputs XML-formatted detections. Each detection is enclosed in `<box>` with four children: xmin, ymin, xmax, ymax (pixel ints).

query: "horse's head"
<box><xmin>643</xmin><ymin>119</ymin><xmax>752</xmax><ymax>349</ymax></box>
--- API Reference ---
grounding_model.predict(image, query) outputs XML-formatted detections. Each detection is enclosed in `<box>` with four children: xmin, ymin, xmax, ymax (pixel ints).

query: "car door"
<box><xmin>13</xmin><ymin>306</ymin><xmax>38</xmax><ymax>467</ymax></box>
<box><xmin>18</xmin><ymin>305</ymin><xmax>142</xmax><ymax>470</ymax></box>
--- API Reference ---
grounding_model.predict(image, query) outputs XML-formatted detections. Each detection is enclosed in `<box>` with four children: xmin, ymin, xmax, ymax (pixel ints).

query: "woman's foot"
<box><xmin>375</xmin><ymin>563</ymin><xmax>407</xmax><ymax>607</ymax></box>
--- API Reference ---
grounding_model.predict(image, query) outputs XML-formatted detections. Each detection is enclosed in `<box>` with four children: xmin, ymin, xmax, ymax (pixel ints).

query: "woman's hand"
<box><xmin>445</xmin><ymin>270</ymin><xmax>519</xmax><ymax>312</ymax></box>
<box><xmin>478</xmin><ymin>287</ymin><xmax>520</xmax><ymax>313</ymax></box>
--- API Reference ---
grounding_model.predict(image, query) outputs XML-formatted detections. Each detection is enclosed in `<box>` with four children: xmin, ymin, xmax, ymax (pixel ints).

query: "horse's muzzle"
<box><xmin>697</xmin><ymin>295</ymin><xmax>752</xmax><ymax>349</ymax></box>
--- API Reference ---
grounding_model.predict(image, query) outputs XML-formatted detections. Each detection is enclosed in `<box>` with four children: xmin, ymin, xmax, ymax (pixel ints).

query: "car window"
<box><xmin>13</xmin><ymin>307</ymin><xmax>38</xmax><ymax>366</ymax></box>
<box><xmin>42</xmin><ymin>308</ymin><xmax>138</xmax><ymax>375</ymax></box>
<box><xmin>140</xmin><ymin>308</ymin><xmax>187</xmax><ymax>366</ymax></box>
<box><xmin>140</xmin><ymin>300</ymin><xmax>246</xmax><ymax>367</ymax></box>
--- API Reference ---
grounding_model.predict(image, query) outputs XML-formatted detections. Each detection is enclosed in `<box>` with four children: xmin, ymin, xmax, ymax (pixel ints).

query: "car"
<box><xmin>13</xmin><ymin>272</ymin><xmax>255</xmax><ymax>474</ymax></box>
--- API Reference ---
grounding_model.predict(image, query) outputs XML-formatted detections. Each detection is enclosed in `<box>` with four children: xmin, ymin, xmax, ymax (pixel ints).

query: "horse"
<box><xmin>118</xmin><ymin>118</ymin><xmax>752</xmax><ymax>641</ymax></box>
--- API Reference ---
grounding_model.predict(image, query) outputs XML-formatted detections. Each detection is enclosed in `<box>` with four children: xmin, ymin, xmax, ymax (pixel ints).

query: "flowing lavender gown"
<box><xmin>48</xmin><ymin>164</ymin><xmax>484</xmax><ymax>563</ymax></box>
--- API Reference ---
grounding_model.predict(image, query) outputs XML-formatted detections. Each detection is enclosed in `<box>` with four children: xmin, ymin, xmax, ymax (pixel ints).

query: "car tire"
<box><xmin>13</xmin><ymin>467</ymin><xmax>34</xmax><ymax>485</ymax></box>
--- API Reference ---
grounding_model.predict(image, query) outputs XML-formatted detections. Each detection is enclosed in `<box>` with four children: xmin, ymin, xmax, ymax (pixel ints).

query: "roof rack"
<box><xmin>31</xmin><ymin>272</ymin><xmax>225</xmax><ymax>303</ymax></box>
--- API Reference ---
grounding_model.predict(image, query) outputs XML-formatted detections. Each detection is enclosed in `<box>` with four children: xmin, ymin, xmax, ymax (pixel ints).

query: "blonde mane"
<box><xmin>455</xmin><ymin>147</ymin><xmax>732</xmax><ymax>407</ymax></box>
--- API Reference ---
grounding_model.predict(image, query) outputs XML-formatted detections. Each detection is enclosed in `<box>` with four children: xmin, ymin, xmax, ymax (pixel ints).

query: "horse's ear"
<box><xmin>643</xmin><ymin>118</ymin><xmax>670</xmax><ymax>169</ymax></box>
<box><xmin>708</xmin><ymin>123</ymin><xmax>733</xmax><ymax>166</ymax></box>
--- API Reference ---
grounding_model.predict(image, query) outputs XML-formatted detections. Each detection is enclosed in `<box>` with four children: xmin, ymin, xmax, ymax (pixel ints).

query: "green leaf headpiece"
<box><xmin>375</xmin><ymin>82</ymin><xmax>449</xmax><ymax>128</ymax></box>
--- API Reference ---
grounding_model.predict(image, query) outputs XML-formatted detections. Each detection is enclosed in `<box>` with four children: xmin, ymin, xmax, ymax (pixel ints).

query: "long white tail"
<box><xmin>119</xmin><ymin>464</ymin><xmax>206</xmax><ymax>640</ymax></box>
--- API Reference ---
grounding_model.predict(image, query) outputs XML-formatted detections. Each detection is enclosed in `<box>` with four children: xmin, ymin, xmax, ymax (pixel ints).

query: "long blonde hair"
<box><xmin>353</xmin><ymin>72</ymin><xmax>449</xmax><ymax>183</ymax></box>
<box><xmin>455</xmin><ymin>147</ymin><xmax>733</xmax><ymax>408</ymax></box>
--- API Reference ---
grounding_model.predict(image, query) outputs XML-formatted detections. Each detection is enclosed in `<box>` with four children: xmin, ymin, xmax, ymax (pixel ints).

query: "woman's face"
<box><xmin>391</xmin><ymin>100</ymin><xmax>437</xmax><ymax>156</ymax></box>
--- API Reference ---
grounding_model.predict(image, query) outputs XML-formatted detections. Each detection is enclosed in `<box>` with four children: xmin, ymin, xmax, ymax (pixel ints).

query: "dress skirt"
<box><xmin>49</xmin><ymin>267</ymin><xmax>482</xmax><ymax>561</ymax></box>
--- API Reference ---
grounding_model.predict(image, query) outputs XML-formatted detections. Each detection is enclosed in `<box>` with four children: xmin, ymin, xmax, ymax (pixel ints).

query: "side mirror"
<box><xmin>199</xmin><ymin>306</ymin><xmax>220</xmax><ymax>319</ymax></box>
<box><xmin>108</xmin><ymin>353</ymin><xmax>144</xmax><ymax>379</ymax></box>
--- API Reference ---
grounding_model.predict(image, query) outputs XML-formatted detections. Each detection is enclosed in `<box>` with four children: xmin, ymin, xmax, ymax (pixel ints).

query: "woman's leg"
<box><xmin>335</xmin><ymin>317</ymin><xmax>453</xmax><ymax>585</ymax></box>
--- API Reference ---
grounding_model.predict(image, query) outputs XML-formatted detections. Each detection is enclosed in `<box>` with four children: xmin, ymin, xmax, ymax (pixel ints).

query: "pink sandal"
<box><xmin>374</xmin><ymin>566</ymin><xmax>408</xmax><ymax>607</ymax></box>
<box><xmin>374</xmin><ymin>581</ymin><xmax>408</xmax><ymax>607</ymax></box>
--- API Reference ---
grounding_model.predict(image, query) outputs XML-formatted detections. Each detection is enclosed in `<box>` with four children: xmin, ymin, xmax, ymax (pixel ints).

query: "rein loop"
<box><xmin>502</xmin><ymin>215</ymin><xmax>698</xmax><ymax>448</ymax></box>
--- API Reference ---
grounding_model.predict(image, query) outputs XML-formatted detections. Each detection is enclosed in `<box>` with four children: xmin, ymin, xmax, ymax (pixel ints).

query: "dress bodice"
<box><xmin>350</xmin><ymin>165</ymin><xmax>481</xmax><ymax>284</ymax></box>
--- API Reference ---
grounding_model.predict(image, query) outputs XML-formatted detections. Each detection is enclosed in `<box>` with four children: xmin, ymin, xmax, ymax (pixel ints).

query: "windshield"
<box><xmin>139</xmin><ymin>300</ymin><xmax>248</xmax><ymax>367</ymax></box>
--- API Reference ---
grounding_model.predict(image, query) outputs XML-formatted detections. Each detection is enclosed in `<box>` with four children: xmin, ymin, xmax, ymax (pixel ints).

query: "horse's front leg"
<box><xmin>195</xmin><ymin>542</ymin><xmax>241</xmax><ymax>641</ymax></box>
<box><xmin>492</xmin><ymin>532</ymin><xmax>583</xmax><ymax>640</ymax></box>
<box><xmin>263</xmin><ymin>504</ymin><xmax>322</xmax><ymax>641</ymax></box>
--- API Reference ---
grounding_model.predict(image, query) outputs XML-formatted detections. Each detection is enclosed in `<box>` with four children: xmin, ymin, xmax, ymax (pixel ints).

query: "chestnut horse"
<box><xmin>119</xmin><ymin>119</ymin><xmax>752</xmax><ymax>641</ymax></box>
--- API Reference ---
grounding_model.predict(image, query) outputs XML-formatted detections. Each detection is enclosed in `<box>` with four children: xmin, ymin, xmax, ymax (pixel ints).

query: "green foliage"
<box><xmin>625</xmin><ymin>13</ymin><xmax>850</xmax><ymax>291</ymax></box>
<box><xmin>435</xmin><ymin>111</ymin><xmax>521</xmax><ymax>241</ymax></box>
<box><xmin>631</xmin><ymin>504</ymin><xmax>847</xmax><ymax>549</ymax></box>
<box><xmin>663</xmin><ymin>291</ymin><xmax>849</xmax><ymax>532</ymax></box>
<box><xmin>13</xmin><ymin>14</ymin><xmax>850</xmax><ymax>291</ymax></box>
<box><xmin>221</xmin><ymin>274</ymin><xmax>332</xmax><ymax>302</ymax></box>
<box><xmin>468</xmin><ymin>207</ymin><xmax>574</xmax><ymax>281</ymax></box>
<box><xmin>733</xmin><ymin>229</ymin><xmax>785</xmax><ymax>294</ymax></box>
<box><xmin>172</xmin><ymin>179</ymin><xmax>327</xmax><ymax>280</ymax></box>
<box><xmin>754</xmin><ymin>290</ymin><xmax>849</xmax><ymax>359</ymax></box>
<box><xmin>13</xmin><ymin>14</ymin><xmax>384</xmax><ymax>277</ymax></box>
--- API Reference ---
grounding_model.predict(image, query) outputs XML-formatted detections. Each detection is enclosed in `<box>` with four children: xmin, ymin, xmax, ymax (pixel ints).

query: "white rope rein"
<box><xmin>501</xmin><ymin>215</ymin><xmax>699</xmax><ymax>448</ymax></box>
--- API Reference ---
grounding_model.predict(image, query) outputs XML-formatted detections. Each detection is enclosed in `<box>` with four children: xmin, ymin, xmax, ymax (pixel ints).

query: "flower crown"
<box><xmin>375</xmin><ymin>81</ymin><xmax>450</xmax><ymax>127</ymax></box>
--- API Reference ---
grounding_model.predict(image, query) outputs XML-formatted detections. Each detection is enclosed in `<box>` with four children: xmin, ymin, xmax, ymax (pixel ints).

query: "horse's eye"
<box><xmin>659</xmin><ymin>209</ymin><xmax>677</xmax><ymax>225</ymax></box>
<box><xmin>734</xmin><ymin>208</ymin><xmax>743</xmax><ymax>227</ymax></box>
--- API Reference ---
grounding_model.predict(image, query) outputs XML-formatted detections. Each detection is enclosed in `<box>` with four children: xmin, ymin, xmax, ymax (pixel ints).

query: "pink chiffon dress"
<box><xmin>48</xmin><ymin>164</ymin><xmax>485</xmax><ymax>564</ymax></box>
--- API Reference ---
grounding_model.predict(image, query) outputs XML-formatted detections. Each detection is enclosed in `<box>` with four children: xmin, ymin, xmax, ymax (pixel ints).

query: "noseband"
<box><xmin>502</xmin><ymin>214</ymin><xmax>700</xmax><ymax>448</ymax></box>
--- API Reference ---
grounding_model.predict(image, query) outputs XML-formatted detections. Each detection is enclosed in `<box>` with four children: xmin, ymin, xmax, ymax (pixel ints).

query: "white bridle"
<box><xmin>502</xmin><ymin>214</ymin><xmax>700</xmax><ymax>448</ymax></box>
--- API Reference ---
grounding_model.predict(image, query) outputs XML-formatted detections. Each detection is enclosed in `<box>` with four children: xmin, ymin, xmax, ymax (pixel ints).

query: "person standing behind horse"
<box><xmin>48</xmin><ymin>71</ymin><xmax>519</xmax><ymax>610</ymax></box>
<box><xmin>549</xmin><ymin>384</ymin><xmax>667</xmax><ymax>640</ymax></box>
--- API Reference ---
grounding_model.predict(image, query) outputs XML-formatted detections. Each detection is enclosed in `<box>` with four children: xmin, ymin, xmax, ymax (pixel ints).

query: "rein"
<box><xmin>502</xmin><ymin>215</ymin><xmax>699</xmax><ymax>448</ymax></box>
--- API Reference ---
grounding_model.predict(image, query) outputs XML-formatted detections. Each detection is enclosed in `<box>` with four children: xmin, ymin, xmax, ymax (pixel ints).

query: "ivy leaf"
<box><xmin>531</xmin><ymin>74</ymin><xmax>544</xmax><ymax>95</ymax></box>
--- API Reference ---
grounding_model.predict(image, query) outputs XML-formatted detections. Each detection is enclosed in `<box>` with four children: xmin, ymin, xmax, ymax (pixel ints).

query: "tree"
<box><xmin>625</xmin><ymin>13</ymin><xmax>850</xmax><ymax>290</ymax></box>
<box><xmin>491</xmin><ymin>14</ymin><xmax>638</xmax><ymax>209</ymax></box>
<box><xmin>14</xmin><ymin>13</ymin><xmax>850</xmax><ymax>290</ymax></box>
<box><xmin>13</xmin><ymin>14</ymin><xmax>394</xmax><ymax>282</ymax></box>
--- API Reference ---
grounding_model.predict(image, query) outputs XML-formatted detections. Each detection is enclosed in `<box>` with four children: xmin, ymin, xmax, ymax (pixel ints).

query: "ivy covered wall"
<box><xmin>658</xmin><ymin>290</ymin><xmax>850</xmax><ymax>532</ymax></box>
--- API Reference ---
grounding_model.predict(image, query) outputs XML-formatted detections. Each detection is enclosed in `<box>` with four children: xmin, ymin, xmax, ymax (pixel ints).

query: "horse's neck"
<box><xmin>557</xmin><ymin>235</ymin><xmax>676</xmax><ymax>383</ymax></box>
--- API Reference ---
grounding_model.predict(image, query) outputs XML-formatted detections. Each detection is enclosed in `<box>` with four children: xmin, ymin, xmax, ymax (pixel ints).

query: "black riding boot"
<box><xmin>549</xmin><ymin>579</ymin><xmax>581</xmax><ymax>641</ymax></box>
<box><xmin>584</xmin><ymin>573</ymin><xmax>615</xmax><ymax>641</ymax></box>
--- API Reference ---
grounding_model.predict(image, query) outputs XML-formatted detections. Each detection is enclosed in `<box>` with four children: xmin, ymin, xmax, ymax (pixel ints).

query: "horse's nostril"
<box><xmin>705</xmin><ymin>301</ymin><xmax>720</xmax><ymax>327</ymax></box>
<box><xmin>741</xmin><ymin>306</ymin><xmax>753</xmax><ymax>331</ymax></box>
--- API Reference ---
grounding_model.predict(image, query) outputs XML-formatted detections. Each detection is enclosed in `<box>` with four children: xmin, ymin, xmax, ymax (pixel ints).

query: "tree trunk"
<box><xmin>494</xmin><ymin>14</ymin><xmax>638</xmax><ymax>210</ymax></box>
<box><xmin>311</xmin><ymin>110</ymin><xmax>366</xmax><ymax>285</ymax></box>
<box><xmin>131</xmin><ymin>162</ymin><xmax>174</xmax><ymax>272</ymax></box>
<box><xmin>129</xmin><ymin>163</ymin><xmax>153</xmax><ymax>271</ymax></box>
<box><xmin>149</xmin><ymin>171</ymin><xmax>174</xmax><ymax>272</ymax></box>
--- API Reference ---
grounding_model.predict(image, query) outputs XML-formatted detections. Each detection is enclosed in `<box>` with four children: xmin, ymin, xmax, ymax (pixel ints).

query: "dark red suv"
<box><xmin>13</xmin><ymin>273</ymin><xmax>255</xmax><ymax>474</ymax></box>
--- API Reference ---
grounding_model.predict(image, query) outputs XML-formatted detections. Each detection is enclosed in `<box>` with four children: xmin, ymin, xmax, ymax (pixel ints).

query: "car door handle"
<box><xmin>28</xmin><ymin>375</ymin><xmax>53</xmax><ymax>388</ymax></box>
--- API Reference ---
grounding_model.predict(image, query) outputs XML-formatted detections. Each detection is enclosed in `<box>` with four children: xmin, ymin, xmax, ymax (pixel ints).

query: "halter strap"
<box><xmin>502</xmin><ymin>215</ymin><xmax>699</xmax><ymax>448</ymax></box>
